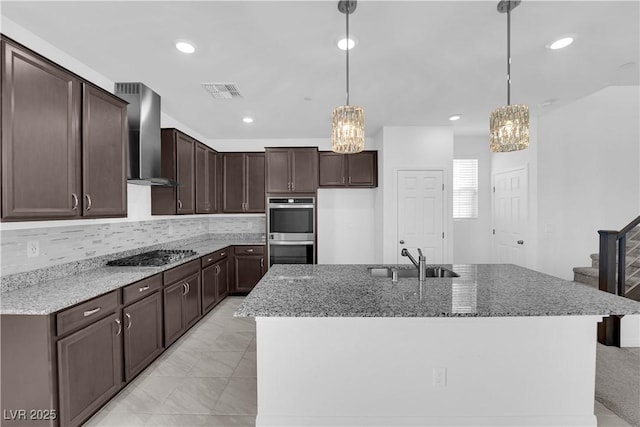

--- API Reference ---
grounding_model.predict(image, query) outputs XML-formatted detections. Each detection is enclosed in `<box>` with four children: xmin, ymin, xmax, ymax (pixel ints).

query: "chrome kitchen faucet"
<box><xmin>401</xmin><ymin>248</ymin><xmax>426</xmax><ymax>282</ymax></box>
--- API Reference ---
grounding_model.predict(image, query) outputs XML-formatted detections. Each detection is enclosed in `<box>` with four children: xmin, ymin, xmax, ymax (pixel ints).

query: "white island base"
<box><xmin>254</xmin><ymin>316</ymin><xmax>602</xmax><ymax>426</ymax></box>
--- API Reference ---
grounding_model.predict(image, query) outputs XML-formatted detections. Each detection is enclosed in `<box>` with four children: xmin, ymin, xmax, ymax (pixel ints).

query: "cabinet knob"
<box><xmin>399</xmin><ymin>240</ymin><xmax>405</xmax><ymax>244</ymax></box>
<box><xmin>85</xmin><ymin>194</ymin><xmax>92</xmax><ymax>211</ymax></box>
<box><xmin>71</xmin><ymin>193</ymin><xmax>79</xmax><ymax>211</ymax></box>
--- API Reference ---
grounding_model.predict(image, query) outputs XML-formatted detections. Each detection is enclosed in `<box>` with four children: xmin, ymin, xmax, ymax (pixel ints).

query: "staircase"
<box><xmin>573</xmin><ymin>225</ymin><xmax>640</xmax><ymax>301</ymax></box>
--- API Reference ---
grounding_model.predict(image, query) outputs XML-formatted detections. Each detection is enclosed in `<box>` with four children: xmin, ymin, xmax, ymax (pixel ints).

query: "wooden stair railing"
<box><xmin>598</xmin><ymin>215</ymin><xmax>640</xmax><ymax>346</ymax></box>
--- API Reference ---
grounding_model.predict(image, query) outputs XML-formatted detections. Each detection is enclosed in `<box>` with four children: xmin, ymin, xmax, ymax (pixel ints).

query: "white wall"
<box><xmin>453</xmin><ymin>135</ymin><xmax>493</xmax><ymax>264</ymax></box>
<box><xmin>490</xmin><ymin>118</ymin><xmax>539</xmax><ymax>271</ymax></box>
<box><xmin>537</xmin><ymin>86</ymin><xmax>640</xmax><ymax>280</ymax></box>
<box><xmin>379</xmin><ymin>127</ymin><xmax>454</xmax><ymax>264</ymax></box>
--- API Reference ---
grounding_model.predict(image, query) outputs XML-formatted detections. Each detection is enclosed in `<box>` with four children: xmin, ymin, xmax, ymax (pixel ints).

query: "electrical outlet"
<box><xmin>27</xmin><ymin>240</ymin><xmax>40</xmax><ymax>258</ymax></box>
<box><xmin>433</xmin><ymin>367</ymin><xmax>447</xmax><ymax>387</ymax></box>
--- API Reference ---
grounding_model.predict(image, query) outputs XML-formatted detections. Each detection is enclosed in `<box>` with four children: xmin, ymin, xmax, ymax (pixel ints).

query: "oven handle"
<box><xmin>269</xmin><ymin>240</ymin><xmax>314</xmax><ymax>245</ymax></box>
<box><xmin>268</xmin><ymin>204</ymin><xmax>315</xmax><ymax>209</ymax></box>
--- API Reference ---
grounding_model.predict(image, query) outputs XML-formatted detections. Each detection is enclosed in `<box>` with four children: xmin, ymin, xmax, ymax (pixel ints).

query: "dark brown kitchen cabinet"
<box><xmin>57</xmin><ymin>312</ymin><xmax>122</xmax><ymax>427</ymax></box>
<box><xmin>195</xmin><ymin>142</ymin><xmax>219</xmax><ymax>214</ymax></box>
<box><xmin>163</xmin><ymin>260</ymin><xmax>202</xmax><ymax>346</ymax></box>
<box><xmin>1</xmin><ymin>38</ymin><xmax>81</xmax><ymax>220</ymax></box>
<box><xmin>1</xmin><ymin>37</ymin><xmax>128</xmax><ymax>221</ymax></box>
<box><xmin>201</xmin><ymin>249</ymin><xmax>229</xmax><ymax>314</ymax></box>
<box><xmin>266</xmin><ymin>147</ymin><xmax>318</xmax><ymax>193</ymax></box>
<box><xmin>318</xmin><ymin>151</ymin><xmax>378</xmax><ymax>188</ymax></box>
<box><xmin>222</xmin><ymin>152</ymin><xmax>265</xmax><ymax>213</ymax></box>
<box><xmin>122</xmin><ymin>291</ymin><xmax>163</xmax><ymax>382</ymax></box>
<box><xmin>232</xmin><ymin>245</ymin><xmax>266</xmax><ymax>294</ymax></box>
<box><xmin>82</xmin><ymin>84</ymin><xmax>128</xmax><ymax>217</ymax></box>
<box><xmin>151</xmin><ymin>128</ymin><xmax>196</xmax><ymax>215</ymax></box>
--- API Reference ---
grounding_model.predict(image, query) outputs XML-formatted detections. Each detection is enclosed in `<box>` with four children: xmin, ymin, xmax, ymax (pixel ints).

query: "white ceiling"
<box><xmin>2</xmin><ymin>1</ymin><xmax>639</xmax><ymax>140</ymax></box>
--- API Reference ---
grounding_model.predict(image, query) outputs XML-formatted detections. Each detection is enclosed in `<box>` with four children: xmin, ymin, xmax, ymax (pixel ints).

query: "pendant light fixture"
<box><xmin>489</xmin><ymin>0</ymin><xmax>529</xmax><ymax>152</ymax></box>
<box><xmin>331</xmin><ymin>0</ymin><xmax>365</xmax><ymax>154</ymax></box>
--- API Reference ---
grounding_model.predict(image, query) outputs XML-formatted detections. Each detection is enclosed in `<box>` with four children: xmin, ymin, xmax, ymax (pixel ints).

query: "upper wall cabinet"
<box><xmin>318</xmin><ymin>151</ymin><xmax>378</xmax><ymax>188</ymax></box>
<box><xmin>222</xmin><ymin>153</ymin><xmax>265</xmax><ymax>213</ymax></box>
<box><xmin>265</xmin><ymin>147</ymin><xmax>318</xmax><ymax>194</ymax></box>
<box><xmin>151</xmin><ymin>128</ymin><xmax>196</xmax><ymax>215</ymax></box>
<box><xmin>1</xmin><ymin>38</ymin><xmax>127</xmax><ymax>221</ymax></box>
<box><xmin>195</xmin><ymin>142</ymin><xmax>219</xmax><ymax>214</ymax></box>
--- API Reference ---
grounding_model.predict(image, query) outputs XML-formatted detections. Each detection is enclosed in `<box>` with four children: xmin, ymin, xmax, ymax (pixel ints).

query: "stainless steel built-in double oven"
<box><xmin>267</xmin><ymin>197</ymin><xmax>315</xmax><ymax>266</ymax></box>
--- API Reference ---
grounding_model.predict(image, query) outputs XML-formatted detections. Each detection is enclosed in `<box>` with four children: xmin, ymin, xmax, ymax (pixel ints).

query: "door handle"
<box><xmin>115</xmin><ymin>318</ymin><xmax>122</xmax><ymax>336</ymax></box>
<box><xmin>139</xmin><ymin>285</ymin><xmax>150</xmax><ymax>292</ymax></box>
<box><xmin>517</xmin><ymin>240</ymin><xmax>524</xmax><ymax>245</ymax></box>
<box><xmin>399</xmin><ymin>240</ymin><xmax>405</xmax><ymax>244</ymax></box>
<box><xmin>71</xmin><ymin>193</ymin><xmax>79</xmax><ymax>211</ymax></box>
<box><xmin>125</xmin><ymin>313</ymin><xmax>132</xmax><ymax>329</ymax></box>
<box><xmin>83</xmin><ymin>307</ymin><xmax>101</xmax><ymax>317</ymax></box>
<box><xmin>182</xmin><ymin>283</ymin><xmax>188</xmax><ymax>295</ymax></box>
<box><xmin>178</xmin><ymin>199</ymin><xmax>183</xmax><ymax>210</ymax></box>
<box><xmin>85</xmin><ymin>194</ymin><xmax>92</xmax><ymax>211</ymax></box>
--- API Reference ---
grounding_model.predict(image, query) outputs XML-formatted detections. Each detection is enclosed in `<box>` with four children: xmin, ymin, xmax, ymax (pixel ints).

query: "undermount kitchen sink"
<box><xmin>368</xmin><ymin>266</ymin><xmax>459</xmax><ymax>278</ymax></box>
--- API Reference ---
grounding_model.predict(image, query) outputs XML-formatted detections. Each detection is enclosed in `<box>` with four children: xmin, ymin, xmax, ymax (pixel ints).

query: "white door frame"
<box><xmin>491</xmin><ymin>164</ymin><xmax>530</xmax><ymax>266</ymax></box>
<box><xmin>392</xmin><ymin>167</ymin><xmax>452</xmax><ymax>264</ymax></box>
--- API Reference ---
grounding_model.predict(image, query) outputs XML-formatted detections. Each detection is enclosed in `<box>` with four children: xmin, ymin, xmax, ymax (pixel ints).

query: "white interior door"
<box><xmin>493</xmin><ymin>167</ymin><xmax>528</xmax><ymax>266</ymax></box>
<box><xmin>397</xmin><ymin>170</ymin><xmax>444</xmax><ymax>264</ymax></box>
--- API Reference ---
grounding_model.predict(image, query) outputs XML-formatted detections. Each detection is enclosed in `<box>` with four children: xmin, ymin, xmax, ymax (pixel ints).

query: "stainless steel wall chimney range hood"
<box><xmin>114</xmin><ymin>82</ymin><xmax>177</xmax><ymax>186</ymax></box>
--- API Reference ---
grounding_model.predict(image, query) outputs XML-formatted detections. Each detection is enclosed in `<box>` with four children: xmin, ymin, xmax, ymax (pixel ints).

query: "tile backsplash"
<box><xmin>1</xmin><ymin>216</ymin><xmax>265</xmax><ymax>276</ymax></box>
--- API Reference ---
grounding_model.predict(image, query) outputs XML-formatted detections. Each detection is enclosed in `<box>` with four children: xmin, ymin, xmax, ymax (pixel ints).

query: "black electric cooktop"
<box><xmin>107</xmin><ymin>249</ymin><xmax>197</xmax><ymax>267</ymax></box>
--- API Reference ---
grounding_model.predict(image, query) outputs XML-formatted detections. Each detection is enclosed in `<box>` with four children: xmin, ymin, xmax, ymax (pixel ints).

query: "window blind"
<box><xmin>453</xmin><ymin>159</ymin><xmax>478</xmax><ymax>219</ymax></box>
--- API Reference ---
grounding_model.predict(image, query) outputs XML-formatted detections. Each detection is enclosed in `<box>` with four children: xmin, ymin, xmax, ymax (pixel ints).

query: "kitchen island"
<box><xmin>236</xmin><ymin>264</ymin><xmax>640</xmax><ymax>427</ymax></box>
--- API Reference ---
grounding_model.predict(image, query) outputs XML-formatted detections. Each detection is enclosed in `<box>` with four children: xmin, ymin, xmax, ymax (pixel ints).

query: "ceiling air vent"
<box><xmin>201</xmin><ymin>83</ymin><xmax>243</xmax><ymax>99</ymax></box>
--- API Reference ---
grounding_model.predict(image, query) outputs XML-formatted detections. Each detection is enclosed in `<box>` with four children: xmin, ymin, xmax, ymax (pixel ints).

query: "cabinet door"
<box><xmin>82</xmin><ymin>84</ymin><xmax>127</xmax><ymax>217</ymax></box>
<box><xmin>183</xmin><ymin>272</ymin><xmax>201</xmax><ymax>329</ymax></box>
<box><xmin>163</xmin><ymin>280</ymin><xmax>184</xmax><ymax>346</ymax></box>
<box><xmin>347</xmin><ymin>151</ymin><xmax>377</xmax><ymax>187</ymax></box>
<box><xmin>123</xmin><ymin>292</ymin><xmax>163</xmax><ymax>382</ymax></box>
<box><xmin>195</xmin><ymin>142</ymin><xmax>209</xmax><ymax>214</ymax></box>
<box><xmin>216</xmin><ymin>259</ymin><xmax>229</xmax><ymax>301</ymax></box>
<box><xmin>201</xmin><ymin>264</ymin><xmax>218</xmax><ymax>314</ymax></box>
<box><xmin>265</xmin><ymin>149</ymin><xmax>290</xmax><ymax>193</ymax></box>
<box><xmin>291</xmin><ymin>148</ymin><xmax>318</xmax><ymax>192</ymax></box>
<box><xmin>222</xmin><ymin>153</ymin><xmax>245</xmax><ymax>213</ymax></box>
<box><xmin>207</xmin><ymin>149</ymin><xmax>218</xmax><ymax>213</ymax></box>
<box><xmin>245</xmin><ymin>153</ymin><xmax>265</xmax><ymax>212</ymax></box>
<box><xmin>318</xmin><ymin>152</ymin><xmax>346</xmax><ymax>187</ymax></box>
<box><xmin>57</xmin><ymin>313</ymin><xmax>122</xmax><ymax>427</ymax></box>
<box><xmin>2</xmin><ymin>40</ymin><xmax>82</xmax><ymax>220</ymax></box>
<box><xmin>176</xmin><ymin>132</ymin><xmax>195</xmax><ymax>214</ymax></box>
<box><xmin>234</xmin><ymin>254</ymin><xmax>265</xmax><ymax>293</ymax></box>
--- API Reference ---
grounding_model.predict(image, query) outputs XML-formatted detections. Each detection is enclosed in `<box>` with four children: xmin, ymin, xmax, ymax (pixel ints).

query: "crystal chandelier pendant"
<box><xmin>490</xmin><ymin>0</ymin><xmax>529</xmax><ymax>153</ymax></box>
<box><xmin>489</xmin><ymin>104</ymin><xmax>529</xmax><ymax>152</ymax></box>
<box><xmin>332</xmin><ymin>105</ymin><xmax>365</xmax><ymax>154</ymax></box>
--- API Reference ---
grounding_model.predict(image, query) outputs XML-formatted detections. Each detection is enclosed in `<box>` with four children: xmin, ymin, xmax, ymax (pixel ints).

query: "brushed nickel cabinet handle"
<box><xmin>178</xmin><ymin>199</ymin><xmax>183</xmax><ymax>210</ymax></box>
<box><xmin>207</xmin><ymin>258</ymin><xmax>213</xmax><ymax>263</ymax></box>
<box><xmin>139</xmin><ymin>285</ymin><xmax>150</xmax><ymax>292</ymax></box>
<box><xmin>182</xmin><ymin>283</ymin><xmax>188</xmax><ymax>295</ymax></box>
<box><xmin>220</xmin><ymin>252</ymin><xmax>225</xmax><ymax>257</ymax></box>
<box><xmin>85</xmin><ymin>194</ymin><xmax>92</xmax><ymax>211</ymax></box>
<box><xmin>185</xmin><ymin>281</ymin><xmax>190</xmax><ymax>293</ymax></box>
<box><xmin>83</xmin><ymin>307</ymin><xmax>101</xmax><ymax>317</ymax></box>
<box><xmin>125</xmin><ymin>313</ymin><xmax>132</xmax><ymax>329</ymax></box>
<box><xmin>115</xmin><ymin>318</ymin><xmax>122</xmax><ymax>336</ymax></box>
<box><xmin>71</xmin><ymin>193</ymin><xmax>79</xmax><ymax>211</ymax></box>
<box><xmin>342</xmin><ymin>176</ymin><xmax>345</xmax><ymax>184</ymax></box>
<box><xmin>292</xmin><ymin>182</ymin><xmax>295</xmax><ymax>191</ymax></box>
<box><xmin>247</xmin><ymin>248</ymin><xmax>254</xmax><ymax>253</ymax></box>
<box><xmin>348</xmin><ymin>176</ymin><xmax>352</xmax><ymax>184</ymax></box>
<box><xmin>260</xmin><ymin>258</ymin><xmax>264</xmax><ymax>270</ymax></box>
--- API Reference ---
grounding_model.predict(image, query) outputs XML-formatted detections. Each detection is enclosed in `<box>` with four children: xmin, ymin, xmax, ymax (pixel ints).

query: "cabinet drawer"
<box><xmin>234</xmin><ymin>245</ymin><xmax>265</xmax><ymax>255</ymax></box>
<box><xmin>201</xmin><ymin>247</ymin><xmax>230</xmax><ymax>268</ymax></box>
<box><xmin>122</xmin><ymin>274</ymin><xmax>162</xmax><ymax>306</ymax></box>
<box><xmin>56</xmin><ymin>290</ymin><xmax>118</xmax><ymax>336</ymax></box>
<box><xmin>163</xmin><ymin>259</ymin><xmax>200</xmax><ymax>285</ymax></box>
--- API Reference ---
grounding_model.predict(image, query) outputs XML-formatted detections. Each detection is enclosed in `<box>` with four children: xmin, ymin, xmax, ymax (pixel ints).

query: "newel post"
<box><xmin>598</xmin><ymin>230</ymin><xmax>620</xmax><ymax>346</ymax></box>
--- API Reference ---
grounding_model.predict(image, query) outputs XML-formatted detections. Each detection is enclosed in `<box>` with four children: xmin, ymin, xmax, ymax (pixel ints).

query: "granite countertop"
<box><xmin>0</xmin><ymin>239</ymin><xmax>263</xmax><ymax>315</ymax></box>
<box><xmin>235</xmin><ymin>264</ymin><xmax>640</xmax><ymax>318</ymax></box>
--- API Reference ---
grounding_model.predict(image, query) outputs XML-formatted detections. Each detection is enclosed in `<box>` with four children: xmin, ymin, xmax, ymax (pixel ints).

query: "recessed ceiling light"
<box><xmin>547</xmin><ymin>37</ymin><xmax>574</xmax><ymax>50</ymax></box>
<box><xmin>175</xmin><ymin>40</ymin><xmax>196</xmax><ymax>54</ymax></box>
<box><xmin>242</xmin><ymin>117</ymin><xmax>254</xmax><ymax>124</ymax></box>
<box><xmin>448</xmin><ymin>114</ymin><xmax>461</xmax><ymax>121</ymax></box>
<box><xmin>337</xmin><ymin>37</ymin><xmax>356</xmax><ymax>51</ymax></box>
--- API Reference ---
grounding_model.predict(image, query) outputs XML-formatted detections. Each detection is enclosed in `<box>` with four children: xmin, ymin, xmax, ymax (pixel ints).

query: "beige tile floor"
<box><xmin>86</xmin><ymin>296</ymin><xmax>632</xmax><ymax>427</ymax></box>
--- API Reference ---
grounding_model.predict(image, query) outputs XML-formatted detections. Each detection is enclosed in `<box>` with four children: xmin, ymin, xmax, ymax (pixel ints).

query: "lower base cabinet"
<box><xmin>232</xmin><ymin>245</ymin><xmax>266</xmax><ymax>294</ymax></box>
<box><xmin>57</xmin><ymin>313</ymin><xmax>122</xmax><ymax>427</ymax></box>
<box><xmin>202</xmin><ymin>258</ymin><xmax>228</xmax><ymax>314</ymax></box>
<box><xmin>164</xmin><ymin>270</ymin><xmax>202</xmax><ymax>346</ymax></box>
<box><xmin>123</xmin><ymin>292</ymin><xmax>163</xmax><ymax>381</ymax></box>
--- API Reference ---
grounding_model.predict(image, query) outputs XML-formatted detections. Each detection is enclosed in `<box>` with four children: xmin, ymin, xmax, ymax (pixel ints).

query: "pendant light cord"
<box><xmin>346</xmin><ymin>7</ymin><xmax>350</xmax><ymax>106</ymax></box>
<box><xmin>506</xmin><ymin>2</ymin><xmax>511</xmax><ymax>106</ymax></box>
